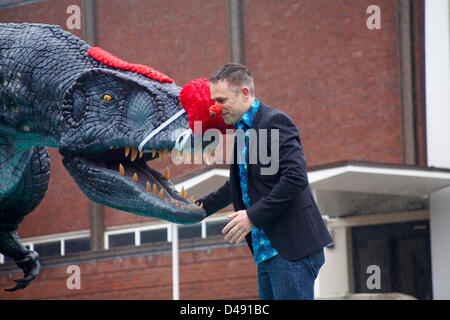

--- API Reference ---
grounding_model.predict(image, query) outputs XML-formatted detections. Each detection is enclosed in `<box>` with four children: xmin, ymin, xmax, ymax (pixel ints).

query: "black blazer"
<box><xmin>198</xmin><ymin>102</ymin><xmax>333</xmax><ymax>260</ymax></box>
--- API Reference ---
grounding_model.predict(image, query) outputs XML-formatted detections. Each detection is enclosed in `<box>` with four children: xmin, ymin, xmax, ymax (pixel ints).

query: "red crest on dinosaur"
<box><xmin>88</xmin><ymin>47</ymin><xmax>174</xmax><ymax>83</ymax></box>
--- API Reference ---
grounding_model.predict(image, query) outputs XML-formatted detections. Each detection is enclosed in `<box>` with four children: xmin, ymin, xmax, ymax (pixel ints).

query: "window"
<box><xmin>178</xmin><ymin>224</ymin><xmax>202</xmax><ymax>240</ymax></box>
<box><xmin>108</xmin><ymin>232</ymin><xmax>134</xmax><ymax>248</ymax></box>
<box><xmin>206</xmin><ymin>220</ymin><xmax>228</xmax><ymax>237</ymax></box>
<box><xmin>140</xmin><ymin>229</ymin><xmax>167</xmax><ymax>244</ymax></box>
<box><xmin>0</xmin><ymin>235</ymin><xmax>91</xmax><ymax>264</ymax></box>
<box><xmin>34</xmin><ymin>241</ymin><xmax>61</xmax><ymax>257</ymax></box>
<box><xmin>0</xmin><ymin>216</ymin><xmax>234</xmax><ymax>265</ymax></box>
<box><xmin>104</xmin><ymin>224</ymin><xmax>171</xmax><ymax>249</ymax></box>
<box><xmin>65</xmin><ymin>237</ymin><xmax>90</xmax><ymax>254</ymax></box>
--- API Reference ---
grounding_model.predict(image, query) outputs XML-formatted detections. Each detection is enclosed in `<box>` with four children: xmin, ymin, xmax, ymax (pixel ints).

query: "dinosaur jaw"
<box><xmin>62</xmin><ymin>146</ymin><xmax>206</xmax><ymax>224</ymax></box>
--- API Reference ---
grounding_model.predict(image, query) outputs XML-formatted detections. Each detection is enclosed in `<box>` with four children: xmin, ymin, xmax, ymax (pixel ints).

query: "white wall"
<box><xmin>425</xmin><ymin>0</ymin><xmax>450</xmax><ymax>300</ymax></box>
<box><xmin>425</xmin><ymin>0</ymin><xmax>450</xmax><ymax>169</ymax></box>
<box><xmin>317</xmin><ymin>227</ymin><xmax>353</xmax><ymax>297</ymax></box>
<box><xmin>430</xmin><ymin>186</ymin><xmax>450</xmax><ymax>299</ymax></box>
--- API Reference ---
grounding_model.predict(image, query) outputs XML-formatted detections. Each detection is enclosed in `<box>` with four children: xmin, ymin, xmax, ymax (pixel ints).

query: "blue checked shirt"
<box><xmin>234</xmin><ymin>99</ymin><xmax>278</xmax><ymax>264</ymax></box>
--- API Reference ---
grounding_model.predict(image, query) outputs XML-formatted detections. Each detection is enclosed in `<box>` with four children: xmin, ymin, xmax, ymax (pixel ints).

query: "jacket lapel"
<box><xmin>246</xmin><ymin>101</ymin><xmax>265</xmax><ymax>173</ymax></box>
<box><xmin>230</xmin><ymin>134</ymin><xmax>245</xmax><ymax>210</ymax></box>
<box><xmin>229</xmin><ymin>101</ymin><xmax>267</xmax><ymax>211</ymax></box>
<box><xmin>252</xmin><ymin>101</ymin><xmax>265</xmax><ymax>128</ymax></box>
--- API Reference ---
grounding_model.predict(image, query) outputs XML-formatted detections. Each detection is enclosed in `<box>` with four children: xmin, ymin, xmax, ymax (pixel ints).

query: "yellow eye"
<box><xmin>103</xmin><ymin>94</ymin><xmax>113</xmax><ymax>102</ymax></box>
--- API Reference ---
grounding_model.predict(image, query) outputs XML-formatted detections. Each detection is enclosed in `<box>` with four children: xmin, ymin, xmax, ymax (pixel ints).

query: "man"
<box><xmin>197</xmin><ymin>63</ymin><xmax>333</xmax><ymax>300</ymax></box>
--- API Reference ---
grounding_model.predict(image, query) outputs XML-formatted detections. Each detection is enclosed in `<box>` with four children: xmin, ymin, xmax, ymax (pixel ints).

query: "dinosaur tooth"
<box><xmin>181</xmin><ymin>205</ymin><xmax>185</xmax><ymax>211</ymax></box>
<box><xmin>204</xmin><ymin>152</ymin><xmax>212</xmax><ymax>165</ymax></box>
<box><xmin>119</xmin><ymin>164</ymin><xmax>125</xmax><ymax>176</ymax></box>
<box><xmin>190</xmin><ymin>196</ymin><xmax>195</xmax><ymax>203</ymax></box>
<box><xmin>159</xmin><ymin>149</ymin><xmax>165</xmax><ymax>161</ymax></box>
<box><xmin>131</xmin><ymin>148</ymin><xmax>138</xmax><ymax>162</ymax></box>
<box><xmin>153</xmin><ymin>183</ymin><xmax>158</xmax><ymax>194</ymax></box>
<box><xmin>175</xmin><ymin>203</ymin><xmax>179</xmax><ymax>208</ymax></box>
<box><xmin>163</xmin><ymin>167</ymin><xmax>170</xmax><ymax>180</ymax></box>
<box><xmin>125</xmin><ymin>146</ymin><xmax>130</xmax><ymax>157</ymax></box>
<box><xmin>164</xmin><ymin>198</ymin><xmax>169</xmax><ymax>204</ymax></box>
<box><xmin>158</xmin><ymin>188</ymin><xmax>164</xmax><ymax>199</ymax></box>
<box><xmin>163</xmin><ymin>148</ymin><xmax>170</xmax><ymax>162</ymax></box>
<box><xmin>132</xmin><ymin>172</ymin><xmax>138</xmax><ymax>182</ymax></box>
<box><xmin>152</xmin><ymin>148</ymin><xmax>156</xmax><ymax>157</ymax></box>
<box><xmin>187</xmin><ymin>204</ymin><xmax>191</xmax><ymax>211</ymax></box>
<box><xmin>146</xmin><ymin>181</ymin><xmax>151</xmax><ymax>192</ymax></box>
<box><xmin>139</xmin><ymin>150</ymin><xmax>144</xmax><ymax>158</ymax></box>
<box><xmin>198</xmin><ymin>203</ymin><xmax>203</xmax><ymax>210</ymax></box>
<box><xmin>175</xmin><ymin>150</ymin><xmax>184</xmax><ymax>162</ymax></box>
<box><xmin>180</xmin><ymin>186</ymin><xmax>185</xmax><ymax>198</ymax></box>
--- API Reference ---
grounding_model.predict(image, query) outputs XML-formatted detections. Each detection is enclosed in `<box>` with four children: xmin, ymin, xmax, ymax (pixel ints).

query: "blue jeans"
<box><xmin>257</xmin><ymin>248</ymin><xmax>325</xmax><ymax>300</ymax></box>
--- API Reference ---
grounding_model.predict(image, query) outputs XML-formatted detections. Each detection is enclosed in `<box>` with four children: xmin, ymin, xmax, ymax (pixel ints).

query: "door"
<box><xmin>352</xmin><ymin>220</ymin><xmax>432</xmax><ymax>299</ymax></box>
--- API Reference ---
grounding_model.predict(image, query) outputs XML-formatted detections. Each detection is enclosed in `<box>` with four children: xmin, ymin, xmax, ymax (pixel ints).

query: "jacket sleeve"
<box><xmin>197</xmin><ymin>179</ymin><xmax>233</xmax><ymax>217</ymax></box>
<box><xmin>246</xmin><ymin>112</ymin><xmax>310</xmax><ymax>230</ymax></box>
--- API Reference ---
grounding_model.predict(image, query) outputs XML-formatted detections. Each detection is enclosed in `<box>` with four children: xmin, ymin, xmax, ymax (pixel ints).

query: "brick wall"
<box><xmin>0</xmin><ymin>244</ymin><xmax>257</xmax><ymax>300</ymax></box>
<box><xmin>16</xmin><ymin>149</ymin><xmax>92</xmax><ymax>237</ymax></box>
<box><xmin>243</xmin><ymin>0</ymin><xmax>405</xmax><ymax>166</ymax></box>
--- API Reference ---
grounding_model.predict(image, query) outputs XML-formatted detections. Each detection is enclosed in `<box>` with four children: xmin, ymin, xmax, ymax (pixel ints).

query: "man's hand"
<box><xmin>222</xmin><ymin>210</ymin><xmax>254</xmax><ymax>244</ymax></box>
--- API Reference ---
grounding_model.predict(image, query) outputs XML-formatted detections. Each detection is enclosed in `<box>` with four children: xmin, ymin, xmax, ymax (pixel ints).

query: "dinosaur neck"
<box><xmin>0</xmin><ymin>23</ymin><xmax>95</xmax><ymax>151</ymax></box>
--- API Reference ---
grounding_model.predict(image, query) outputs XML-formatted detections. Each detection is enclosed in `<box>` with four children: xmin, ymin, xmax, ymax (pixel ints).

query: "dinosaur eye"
<box><xmin>103</xmin><ymin>94</ymin><xmax>113</xmax><ymax>102</ymax></box>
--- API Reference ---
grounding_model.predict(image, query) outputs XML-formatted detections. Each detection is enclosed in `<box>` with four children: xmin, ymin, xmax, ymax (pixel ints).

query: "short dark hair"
<box><xmin>209</xmin><ymin>63</ymin><xmax>255</xmax><ymax>96</ymax></box>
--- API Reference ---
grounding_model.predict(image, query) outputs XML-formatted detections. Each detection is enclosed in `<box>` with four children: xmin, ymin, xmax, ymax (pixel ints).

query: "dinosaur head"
<box><xmin>59</xmin><ymin>67</ymin><xmax>206</xmax><ymax>224</ymax></box>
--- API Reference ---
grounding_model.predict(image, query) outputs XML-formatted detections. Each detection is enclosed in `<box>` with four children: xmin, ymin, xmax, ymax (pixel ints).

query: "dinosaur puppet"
<box><xmin>0</xmin><ymin>23</ymin><xmax>220</xmax><ymax>291</ymax></box>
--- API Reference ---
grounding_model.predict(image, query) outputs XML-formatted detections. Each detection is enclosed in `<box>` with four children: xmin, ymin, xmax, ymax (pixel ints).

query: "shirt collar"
<box><xmin>234</xmin><ymin>99</ymin><xmax>260</xmax><ymax>130</ymax></box>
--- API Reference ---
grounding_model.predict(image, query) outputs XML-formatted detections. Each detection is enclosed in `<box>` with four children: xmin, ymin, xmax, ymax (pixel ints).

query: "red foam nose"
<box><xmin>179</xmin><ymin>78</ymin><xmax>233</xmax><ymax>134</ymax></box>
<box><xmin>209</xmin><ymin>104</ymin><xmax>222</xmax><ymax>118</ymax></box>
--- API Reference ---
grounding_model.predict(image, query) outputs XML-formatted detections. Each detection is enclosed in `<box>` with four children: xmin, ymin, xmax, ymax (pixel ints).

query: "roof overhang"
<box><xmin>173</xmin><ymin>162</ymin><xmax>450</xmax><ymax>217</ymax></box>
<box><xmin>309</xmin><ymin>162</ymin><xmax>450</xmax><ymax>197</ymax></box>
<box><xmin>309</xmin><ymin>161</ymin><xmax>450</xmax><ymax>217</ymax></box>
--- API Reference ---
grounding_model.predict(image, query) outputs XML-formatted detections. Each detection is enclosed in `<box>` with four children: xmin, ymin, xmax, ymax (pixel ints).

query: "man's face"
<box><xmin>210</xmin><ymin>80</ymin><xmax>250</xmax><ymax>125</ymax></box>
